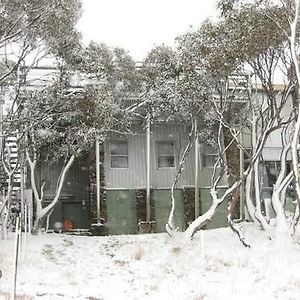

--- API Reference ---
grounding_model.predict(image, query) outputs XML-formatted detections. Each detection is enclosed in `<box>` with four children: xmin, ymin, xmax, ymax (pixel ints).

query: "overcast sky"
<box><xmin>77</xmin><ymin>0</ymin><xmax>218</xmax><ymax>61</ymax></box>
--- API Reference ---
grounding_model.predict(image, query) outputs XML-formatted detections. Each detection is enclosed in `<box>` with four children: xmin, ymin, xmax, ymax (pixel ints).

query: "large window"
<box><xmin>157</xmin><ymin>141</ymin><xmax>175</xmax><ymax>168</ymax></box>
<box><xmin>109</xmin><ymin>140</ymin><xmax>128</xmax><ymax>168</ymax></box>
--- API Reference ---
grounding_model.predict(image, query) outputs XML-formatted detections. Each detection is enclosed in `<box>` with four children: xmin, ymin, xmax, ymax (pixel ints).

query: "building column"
<box><xmin>146</xmin><ymin>115</ymin><xmax>151</xmax><ymax>222</ymax></box>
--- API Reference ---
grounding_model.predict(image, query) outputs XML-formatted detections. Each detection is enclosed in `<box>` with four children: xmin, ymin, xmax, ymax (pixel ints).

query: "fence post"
<box><xmin>23</xmin><ymin>204</ymin><xmax>27</xmax><ymax>258</ymax></box>
<box><xmin>11</xmin><ymin>216</ymin><xmax>20</xmax><ymax>300</ymax></box>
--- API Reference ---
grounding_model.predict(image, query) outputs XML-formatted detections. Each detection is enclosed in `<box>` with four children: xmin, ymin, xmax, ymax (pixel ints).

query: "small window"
<box><xmin>39</xmin><ymin>146</ymin><xmax>49</xmax><ymax>161</ymax></box>
<box><xmin>157</xmin><ymin>141</ymin><xmax>175</xmax><ymax>168</ymax></box>
<box><xmin>109</xmin><ymin>141</ymin><xmax>128</xmax><ymax>168</ymax></box>
<box><xmin>202</xmin><ymin>144</ymin><xmax>218</xmax><ymax>167</ymax></box>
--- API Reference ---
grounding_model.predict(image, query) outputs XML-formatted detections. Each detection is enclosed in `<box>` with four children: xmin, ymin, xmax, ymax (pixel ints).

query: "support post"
<box><xmin>146</xmin><ymin>115</ymin><xmax>151</xmax><ymax>222</ymax></box>
<box><xmin>195</xmin><ymin>119</ymin><xmax>200</xmax><ymax>219</ymax></box>
<box><xmin>11</xmin><ymin>216</ymin><xmax>20</xmax><ymax>300</ymax></box>
<box><xmin>24</xmin><ymin>203</ymin><xmax>27</xmax><ymax>255</ymax></box>
<box><xmin>20</xmin><ymin>160</ymin><xmax>24</xmax><ymax>224</ymax></box>
<box><xmin>96</xmin><ymin>140</ymin><xmax>101</xmax><ymax>222</ymax></box>
<box><xmin>239</xmin><ymin>133</ymin><xmax>244</xmax><ymax>219</ymax></box>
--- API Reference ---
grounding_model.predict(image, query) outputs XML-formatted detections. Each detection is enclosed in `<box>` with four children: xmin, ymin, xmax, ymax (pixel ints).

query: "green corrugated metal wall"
<box><xmin>200</xmin><ymin>188</ymin><xmax>228</xmax><ymax>229</ymax></box>
<box><xmin>105</xmin><ymin>189</ymin><xmax>187</xmax><ymax>234</ymax></box>
<box><xmin>105</xmin><ymin>188</ymin><xmax>228</xmax><ymax>235</ymax></box>
<box><xmin>106</xmin><ymin>190</ymin><xmax>138</xmax><ymax>235</ymax></box>
<box><xmin>153</xmin><ymin>189</ymin><xmax>186</xmax><ymax>233</ymax></box>
<box><xmin>37</xmin><ymin>156</ymin><xmax>90</xmax><ymax>230</ymax></box>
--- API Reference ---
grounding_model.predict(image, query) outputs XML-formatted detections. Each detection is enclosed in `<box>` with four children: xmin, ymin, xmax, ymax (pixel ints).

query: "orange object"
<box><xmin>63</xmin><ymin>219</ymin><xmax>74</xmax><ymax>230</ymax></box>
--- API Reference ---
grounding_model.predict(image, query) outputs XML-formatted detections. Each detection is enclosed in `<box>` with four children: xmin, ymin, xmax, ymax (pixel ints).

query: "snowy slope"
<box><xmin>1</xmin><ymin>225</ymin><xmax>300</xmax><ymax>299</ymax></box>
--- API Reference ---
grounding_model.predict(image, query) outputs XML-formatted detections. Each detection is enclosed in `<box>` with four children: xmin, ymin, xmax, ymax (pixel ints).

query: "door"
<box><xmin>106</xmin><ymin>190</ymin><xmax>137</xmax><ymax>235</ymax></box>
<box><xmin>62</xmin><ymin>202</ymin><xmax>82</xmax><ymax>229</ymax></box>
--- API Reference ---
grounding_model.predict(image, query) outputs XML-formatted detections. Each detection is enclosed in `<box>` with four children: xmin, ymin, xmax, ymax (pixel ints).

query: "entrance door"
<box><xmin>62</xmin><ymin>202</ymin><xmax>82</xmax><ymax>229</ymax></box>
<box><xmin>106</xmin><ymin>190</ymin><xmax>137</xmax><ymax>235</ymax></box>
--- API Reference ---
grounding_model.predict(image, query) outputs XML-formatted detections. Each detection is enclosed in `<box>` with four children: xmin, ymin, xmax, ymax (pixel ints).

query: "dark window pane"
<box><xmin>203</xmin><ymin>155</ymin><xmax>218</xmax><ymax>167</ymax></box>
<box><xmin>157</xmin><ymin>142</ymin><xmax>174</xmax><ymax>155</ymax></box>
<box><xmin>202</xmin><ymin>144</ymin><xmax>218</xmax><ymax>168</ymax></box>
<box><xmin>158</xmin><ymin>156</ymin><xmax>174</xmax><ymax>168</ymax></box>
<box><xmin>243</xmin><ymin>149</ymin><xmax>252</xmax><ymax>160</ymax></box>
<box><xmin>111</xmin><ymin>156</ymin><xmax>128</xmax><ymax>168</ymax></box>
<box><xmin>110</xmin><ymin>141</ymin><xmax>128</xmax><ymax>155</ymax></box>
<box><xmin>244</xmin><ymin>162</ymin><xmax>250</xmax><ymax>171</ymax></box>
<box><xmin>265</xmin><ymin>161</ymin><xmax>277</xmax><ymax>187</ymax></box>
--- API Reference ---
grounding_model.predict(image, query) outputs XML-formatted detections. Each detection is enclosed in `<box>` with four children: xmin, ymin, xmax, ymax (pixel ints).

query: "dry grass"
<box><xmin>194</xmin><ymin>294</ymin><xmax>206</xmax><ymax>300</ymax></box>
<box><xmin>171</xmin><ymin>246</ymin><xmax>181</xmax><ymax>254</ymax></box>
<box><xmin>0</xmin><ymin>292</ymin><xmax>33</xmax><ymax>300</ymax></box>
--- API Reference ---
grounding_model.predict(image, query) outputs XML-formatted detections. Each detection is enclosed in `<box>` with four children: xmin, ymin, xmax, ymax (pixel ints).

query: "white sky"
<box><xmin>77</xmin><ymin>0</ymin><xmax>218</xmax><ymax>61</ymax></box>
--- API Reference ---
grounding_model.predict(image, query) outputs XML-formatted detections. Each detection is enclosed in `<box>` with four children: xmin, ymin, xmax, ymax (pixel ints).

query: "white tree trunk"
<box><xmin>26</xmin><ymin>151</ymin><xmax>75</xmax><ymax>234</ymax></box>
<box><xmin>1</xmin><ymin>175</ymin><xmax>13</xmax><ymax>240</ymax></box>
<box><xmin>245</xmin><ymin>168</ymin><xmax>256</xmax><ymax>222</ymax></box>
<box><xmin>1</xmin><ymin>160</ymin><xmax>19</xmax><ymax>239</ymax></box>
<box><xmin>251</xmin><ymin>111</ymin><xmax>270</xmax><ymax>231</ymax></box>
<box><xmin>271</xmin><ymin>140</ymin><xmax>293</xmax><ymax>234</ymax></box>
<box><xmin>185</xmin><ymin>188</ymin><xmax>221</xmax><ymax>238</ymax></box>
<box><xmin>166</xmin><ymin>121</ymin><xmax>196</xmax><ymax>236</ymax></box>
<box><xmin>290</xmin><ymin>0</ymin><xmax>300</xmax><ymax>214</ymax></box>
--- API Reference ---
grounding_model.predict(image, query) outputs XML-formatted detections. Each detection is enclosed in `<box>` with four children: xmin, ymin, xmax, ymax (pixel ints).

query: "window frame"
<box><xmin>263</xmin><ymin>160</ymin><xmax>292</xmax><ymax>187</ymax></box>
<box><xmin>156</xmin><ymin>140</ymin><xmax>176</xmax><ymax>169</ymax></box>
<box><xmin>260</xmin><ymin>160</ymin><xmax>293</xmax><ymax>199</ymax></box>
<box><xmin>109</xmin><ymin>140</ymin><xmax>129</xmax><ymax>169</ymax></box>
<box><xmin>201</xmin><ymin>144</ymin><xmax>218</xmax><ymax>168</ymax></box>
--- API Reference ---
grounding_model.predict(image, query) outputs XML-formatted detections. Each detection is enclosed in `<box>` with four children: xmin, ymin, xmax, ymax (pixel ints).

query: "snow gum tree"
<box><xmin>0</xmin><ymin>0</ymin><xmax>82</xmax><ymax>86</ymax></box>
<box><xmin>0</xmin><ymin>1</ymin><xmax>139</xmax><ymax>235</ymax></box>
<box><xmin>0</xmin><ymin>0</ymin><xmax>83</xmax><ymax>237</ymax></box>
<box><xmin>21</xmin><ymin>41</ymin><xmax>139</xmax><ymax>234</ymax></box>
<box><xmin>216</xmin><ymin>1</ymin><xmax>294</xmax><ymax>238</ymax></box>
<box><xmin>21</xmin><ymin>68</ymin><xmax>131</xmax><ymax>234</ymax></box>
<box><xmin>216</xmin><ymin>0</ymin><xmax>300</xmax><ymax>240</ymax></box>
<box><xmin>175</xmin><ymin>18</ymin><xmax>252</xmax><ymax>242</ymax></box>
<box><xmin>275</xmin><ymin>0</ymin><xmax>300</xmax><ymax>233</ymax></box>
<box><xmin>172</xmin><ymin>0</ymin><xmax>299</xmax><ymax>244</ymax></box>
<box><xmin>140</xmin><ymin>45</ymin><xmax>210</xmax><ymax>235</ymax></box>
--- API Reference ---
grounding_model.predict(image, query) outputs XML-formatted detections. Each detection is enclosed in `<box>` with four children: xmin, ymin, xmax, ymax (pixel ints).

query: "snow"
<box><xmin>1</xmin><ymin>225</ymin><xmax>300</xmax><ymax>299</ymax></box>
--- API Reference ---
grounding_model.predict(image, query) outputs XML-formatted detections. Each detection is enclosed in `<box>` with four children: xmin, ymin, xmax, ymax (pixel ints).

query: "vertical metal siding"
<box><xmin>151</xmin><ymin>123</ymin><xmax>195</xmax><ymax>188</ymax></box>
<box><xmin>35</xmin><ymin>156</ymin><xmax>89</xmax><ymax>201</ymax></box>
<box><xmin>105</xmin><ymin>128</ymin><xmax>147</xmax><ymax>189</ymax></box>
<box><xmin>105</xmin><ymin>123</ymin><xmax>197</xmax><ymax>189</ymax></box>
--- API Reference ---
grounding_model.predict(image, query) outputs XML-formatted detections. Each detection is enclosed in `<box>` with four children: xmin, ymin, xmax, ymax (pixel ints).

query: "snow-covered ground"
<box><xmin>1</xmin><ymin>225</ymin><xmax>300</xmax><ymax>299</ymax></box>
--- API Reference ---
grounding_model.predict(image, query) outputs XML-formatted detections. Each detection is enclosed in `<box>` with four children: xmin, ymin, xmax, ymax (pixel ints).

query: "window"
<box><xmin>157</xmin><ymin>141</ymin><xmax>175</xmax><ymax>168</ymax></box>
<box><xmin>39</xmin><ymin>146</ymin><xmax>49</xmax><ymax>161</ymax></box>
<box><xmin>202</xmin><ymin>144</ymin><xmax>218</xmax><ymax>167</ymax></box>
<box><xmin>263</xmin><ymin>161</ymin><xmax>292</xmax><ymax>187</ymax></box>
<box><xmin>243</xmin><ymin>148</ymin><xmax>252</xmax><ymax>171</ymax></box>
<box><xmin>264</xmin><ymin>161</ymin><xmax>279</xmax><ymax>187</ymax></box>
<box><xmin>109</xmin><ymin>141</ymin><xmax>128</xmax><ymax>168</ymax></box>
<box><xmin>261</xmin><ymin>160</ymin><xmax>293</xmax><ymax>199</ymax></box>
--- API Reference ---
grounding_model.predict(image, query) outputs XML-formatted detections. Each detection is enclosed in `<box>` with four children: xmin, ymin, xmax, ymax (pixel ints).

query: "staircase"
<box><xmin>3</xmin><ymin>135</ymin><xmax>22</xmax><ymax>211</ymax></box>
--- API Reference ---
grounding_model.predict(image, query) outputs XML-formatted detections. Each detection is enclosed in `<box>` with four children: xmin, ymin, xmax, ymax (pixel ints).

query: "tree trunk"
<box><xmin>166</xmin><ymin>121</ymin><xmax>196</xmax><ymax>236</ymax></box>
<box><xmin>27</xmin><ymin>153</ymin><xmax>75</xmax><ymax>234</ymax></box>
<box><xmin>223</xmin><ymin>126</ymin><xmax>240</xmax><ymax>219</ymax></box>
<box><xmin>290</xmin><ymin>0</ymin><xmax>300</xmax><ymax>227</ymax></box>
<box><xmin>1</xmin><ymin>174</ymin><xmax>14</xmax><ymax>240</ymax></box>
